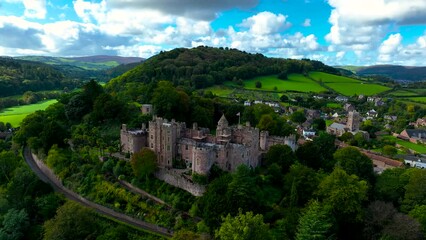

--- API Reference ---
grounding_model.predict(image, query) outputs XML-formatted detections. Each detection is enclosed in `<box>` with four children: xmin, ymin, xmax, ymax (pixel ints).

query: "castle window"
<box><xmin>167</xmin><ymin>145</ymin><xmax>170</xmax><ymax>151</ymax></box>
<box><xmin>185</xmin><ymin>145</ymin><xmax>188</xmax><ymax>150</ymax></box>
<box><xmin>150</xmin><ymin>135</ymin><xmax>153</xmax><ymax>139</ymax></box>
<box><xmin>150</xmin><ymin>143</ymin><xmax>153</xmax><ymax>148</ymax></box>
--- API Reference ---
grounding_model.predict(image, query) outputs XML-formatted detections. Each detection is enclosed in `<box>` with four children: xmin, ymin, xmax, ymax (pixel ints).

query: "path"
<box><xmin>23</xmin><ymin>146</ymin><xmax>173</xmax><ymax>238</ymax></box>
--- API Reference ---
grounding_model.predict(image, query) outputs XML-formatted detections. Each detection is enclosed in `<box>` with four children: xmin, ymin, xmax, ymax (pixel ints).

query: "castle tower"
<box><xmin>347</xmin><ymin>110</ymin><xmax>360</xmax><ymax>132</ymax></box>
<box><xmin>216</xmin><ymin>114</ymin><xmax>231</xmax><ymax>142</ymax></box>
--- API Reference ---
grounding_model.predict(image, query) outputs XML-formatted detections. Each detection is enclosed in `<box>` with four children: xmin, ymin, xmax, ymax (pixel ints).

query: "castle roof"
<box><xmin>218</xmin><ymin>114</ymin><xmax>228</xmax><ymax>126</ymax></box>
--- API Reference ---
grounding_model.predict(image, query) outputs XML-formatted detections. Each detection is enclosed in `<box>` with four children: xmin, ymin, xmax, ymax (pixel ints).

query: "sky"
<box><xmin>0</xmin><ymin>0</ymin><xmax>425</xmax><ymax>66</ymax></box>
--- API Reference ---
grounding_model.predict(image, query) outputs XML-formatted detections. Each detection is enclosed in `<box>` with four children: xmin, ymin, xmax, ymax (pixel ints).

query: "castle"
<box><xmin>121</xmin><ymin>112</ymin><xmax>297</xmax><ymax>175</ymax></box>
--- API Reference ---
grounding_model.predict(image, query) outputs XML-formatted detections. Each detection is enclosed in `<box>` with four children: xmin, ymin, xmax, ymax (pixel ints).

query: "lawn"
<box><xmin>326</xmin><ymin>103</ymin><xmax>342</xmax><ymax>109</ymax></box>
<box><xmin>309</xmin><ymin>72</ymin><xmax>391</xmax><ymax>96</ymax></box>
<box><xmin>407</xmin><ymin>97</ymin><xmax>426</xmax><ymax>103</ymax></box>
<box><xmin>0</xmin><ymin>99</ymin><xmax>57</xmax><ymax>127</ymax></box>
<box><xmin>395</xmin><ymin>138</ymin><xmax>426</xmax><ymax>154</ymax></box>
<box><xmin>244</xmin><ymin>74</ymin><xmax>327</xmax><ymax>93</ymax></box>
<box><xmin>204</xmin><ymin>86</ymin><xmax>234</xmax><ymax>97</ymax></box>
<box><xmin>388</xmin><ymin>90</ymin><xmax>419</xmax><ymax>97</ymax></box>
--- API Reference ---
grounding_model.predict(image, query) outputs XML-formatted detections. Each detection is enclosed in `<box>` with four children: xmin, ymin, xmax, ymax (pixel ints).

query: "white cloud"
<box><xmin>325</xmin><ymin>0</ymin><xmax>426</xmax><ymax>58</ymax></box>
<box><xmin>239</xmin><ymin>11</ymin><xmax>290</xmax><ymax>35</ymax></box>
<box><xmin>23</xmin><ymin>0</ymin><xmax>47</xmax><ymax>19</ymax></box>
<box><xmin>302</xmin><ymin>18</ymin><xmax>311</xmax><ymax>27</ymax></box>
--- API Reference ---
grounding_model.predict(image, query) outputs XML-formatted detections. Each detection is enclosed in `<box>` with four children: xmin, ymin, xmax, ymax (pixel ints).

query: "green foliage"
<box><xmin>312</xmin><ymin>118</ymin><xmax>326</xmax><ymax>131</ymax></box>
<box><xmin>333</xmin><ymin>146</ymin><xmax>375</xmax><ymax>183</ymax></box>
<box><xmin>382</xmin><ymin>145</ymin><xmax>398</xmax><ymax>157</ymax></box>
<box><xmin>316</xmin><ymin>168</ymin><xmax>368</xmax><ymax>222</ymax></box>
<box><xmin>363</xmin><ymin>201</ymin><xmax>423</xmax><ymax>240</ymax></box>
<box><xmin>296</xmin><ymin>133</ymin><xmax>336</xmax><ymax>171</ymax></box>
<box><xmin>0</xmin><ymin>57</ymin><xmax>78</xmax><ymax>98</ymax></box>
<box><xmin>295</xmin><ymin>200</ymin><xmax>333</xmax><ymax>240</ymax></box>
<box><xmin>255</xmin><ymin>81</ymin><xmax>262</xmax><ymax>88</ymax></box>
<box><xmin>215</xmin><ymin>210</ymin><xmax>272</xmax><ymax>240</ymax></box>
<box><xmin>265</xmin><ymin>144</ymin><xmax>296</xmax><ymax>173</ymax></box>
<box><xmin>409</xmin><ymin>205</ymin><xmax>426</xmax><ymax>235</ymax></box>
<box><xmin>192</xmin><ymin>173</ymin><xmax>208</xmax><ymax>185</ymax></box>
<box><xmin>374</xmin><ymin>168</ymin><xmax>408</xmax><ymax>207</ymax></box>
<box><xmin>402</xmin><ymin>169</ymin><xmax>426</xmax><ymax>213</ymax></box>
<box><xmin>290</xmin><ymin>111</ymin><xmax>307</xmax><ymax>124</ymax></box>
<box><xmin>0</xmin><ymin>208</ymin><xmax>29</xmax><ymax>240</ymax></box>
<box><xmin>0</xmin><ymin>151</ymin><xmax>21</xmax><ymax>183</ymax></box>
<box><xmin>151</xmin><ymin>81</ymin><xmax>190</xmax><ymax>121</ymax></box>
<box><xmin>43</xmin><ymin>201</ymin><xmax>98</xmax><ymax>240</ymax></box>
<box><xmin>283</xmin><ymin>164</ymin><xmax>321</xmax><ymax>207</ymax></box>
<box><xmin>130</xmin><ymin>148</ymin><xmax>157</xmax><ymax>179</ymax></box>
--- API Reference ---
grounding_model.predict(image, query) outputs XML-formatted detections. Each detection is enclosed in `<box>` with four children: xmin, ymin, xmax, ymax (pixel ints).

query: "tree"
<box><xmin>374</xmin><ymin>168</ymin><xmax>408</xmax><ymax>206</ymax></box>
<box><xmin>296</xmin><ymin>133</ymin><xmax>336</xmax><ymax>171</ymax></box>
<box><xmin>382</xmin><ymin>145</ymin><xmax>397</xmax><ymax>157</ymax></box>
<box><xmin>333</xmin><ymin>146</ymin><xmax>375</xmax><ymax>183</ymax></box>
<box><xmin>257</xmin><ymin>114</ymin><xmax>277</xmax><ymax>133</ymax></box>
<box><xmin>402</xmin><ymin>169</ymin><xmax>426</xmax><ymax>212</ymax></box>
<box><xmin>316</xmin><ymin>168</ymin><xmax>368</xmax><ymax>221</ymax></box>
<box><xmin>280</xmin><ymin>94</ymin><xmax>289</xmax><ymax>102</ymax></box>
<box><xmin>255</xmin><ymin>81</ymin><xmax>262</xmax><ymax>88</ymax></box>
<box><xmin>409</xmin><ymin>205</ymin><xmax>426</xmax><ymax>235</ymax></box>
<box><xmin>312</xmin><ymin>118</ymin><xmax>326</xmax><ymax>131</ymax></box>
<box><xmin>265</xmin><ymin>144</ymin><xmax>296</xmax><ymax>173</ymax></box>
<box><xmin>130</xmin><ymin>148</ymin><xmax>157</xmax><ymax>179</ymax></box>
<box><xmin>283</xmin><ymin>164</ymin><xmax>321</xmax><ymax>207</ymax></box>
<box><xmin>0</xmin><ymin>151</ymin><xmax>21</xmax><ymax>183</ymax></box>
<box><xmin>43</xmin><ymin>201</ymin><xmax>98</xmax><ymax>240</ymax></box>
<box><xmin>290</xmin><ymin>111</ymin><xmax>306</xmax><ymax>124</ymax></box>
<box><xmin>295</xmin><ymin>200</ymin><xmax>333</xmax><ymax>240</ymax></box>
<box><xmin>0</xmin><ymin>208</ymin><xmax>29</xmax><ymax>240</ymax></box>
<box><xmin>363</xmin><ymin>201</ymin><xmax>423</xmax><ymax>240</ymax></box>
<box><xmin>215</xmin><ymin>210</ymin><xmax>272</xmax><ymax>240</ymax></box>
<box><xmin>227</xmin><ymin>165</ymin><xmax>259</xmax><ymax>213</ymax></box>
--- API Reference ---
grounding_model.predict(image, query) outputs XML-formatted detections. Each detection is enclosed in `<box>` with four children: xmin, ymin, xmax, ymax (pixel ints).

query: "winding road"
<box><xmin>23</xmin><ymin>146</ymin><xmax>174</xmax><ymax>238</ymax></box>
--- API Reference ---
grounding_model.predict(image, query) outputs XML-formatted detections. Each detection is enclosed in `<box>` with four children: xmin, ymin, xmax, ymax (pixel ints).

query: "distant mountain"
<box><xmin>338</xmin><ymin>65</ymin><xmax>426</xmax><ymax>82</ymax></box>
<box><xmin>68</xmin><ymin>55</ymin><xmax>144</xmax><ymax>65</ymax></box>
<box><xmin>15</xmin><ymin>55</ymin><xmax>144</xmax><ymax>71</ymax></box>
<box><xmin>0</xmin><ymin>57</ymin><xmax>79</xmax><ymax>97</ymax></box>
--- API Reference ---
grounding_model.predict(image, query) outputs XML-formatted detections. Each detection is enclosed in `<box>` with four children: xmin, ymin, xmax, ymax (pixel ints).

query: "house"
<box><xmin>335</xmin><ymin>96</ymin><xmax>348</xmax><ymax>102</ymax></box>
<box><xmin>305</xmin><ymin>109</ymin><xmax>320</xmax><ymax>119</ymax></box>
<box><xmin>399</xmin><ymin>129</ymin><xmax>426</xmax><ymax>144</ymax></box>
<box><xmin>384</xmin><ymin>115</ymin><xmax>397</xmax><ymax>122</ymax></box>
<box><xmin>327</xmin><ymin>122</ymin><xmax>347</xmax><ymax>136</ymax></box>
<box><xmin>375</xmin><ymin>99</ymin><xmax>385</xmax><ymax>106</ymax></box>
<box><xmin>367</xmin><ymin>97</ymin><xmax>375</xmax><ymax>102</ymax></box>
<box><xmin>414</xmin><ymin>117</ymin><xmax>426</xmax><ymax>128</ymax></box>
<box><xmin>244</xmin><ymin>100</ymin><xmax>251</xmax><ymax>106</ymax></box>
<box><xmin>302</xmin><ymin>129</ymin><xmax>316</xmax><ymax>138</ymax></box>
<box><xmin>366</xmin><ymin>109</ymin><xmax>378</xmax><ymax>118</ymax></box>
<box><xmin>344</xmin><ymin>103</ymin><xmax>355</xmax><ymax>112</ymax></box>
<box><xmin>400</xmin><ymin>155</ymin><xmax>426</xmax><ymax>169</ymax></box>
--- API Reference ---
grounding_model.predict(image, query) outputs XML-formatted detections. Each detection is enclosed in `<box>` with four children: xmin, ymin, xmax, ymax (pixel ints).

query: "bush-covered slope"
<box><xmin>106</xmin><ymin>46</ymin><xmax>339</xmax><ymax>93</ymax></box>
<box><xmin>357</xmin><ymin>65</ymin><xmax>426</xmax><ymax>81</ymax></box>
<box><xmin>0</xmin><ymin>57</ymin><xmax>79</xmax><ymax>97</ymax></box>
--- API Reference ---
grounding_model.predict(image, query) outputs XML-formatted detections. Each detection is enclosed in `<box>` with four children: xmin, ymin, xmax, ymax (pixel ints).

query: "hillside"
<box><xmin>16</xmin><ymin>55</ymin><xmax>144</xmax><ymax>71</ymax></box>
<box><xmin>0</xmin><ymin>57</ymin><xmax>79</xmax><ymax>97</ymax></box>
<box><xmin>339</xmin><ymin>65</ymin><xmax>426</xmax><ymax>82</ymax></box>
<box><xmin>106</xmin><ymin>46</ymin><xmax>339</xmax><ymax>92</ymax></box>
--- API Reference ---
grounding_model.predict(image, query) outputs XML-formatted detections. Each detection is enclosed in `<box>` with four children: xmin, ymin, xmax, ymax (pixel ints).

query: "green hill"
<box><xmin>0</xmin><ymin>57</ymin><xmax>79</xmax><ymax>97</ymax></box>
<box><xmin>309</xmin><ymin>72</ymin><xmax>391</xmax><ymax>96</ymax></box>
<box><xmin>106</xmin><ymin>46</ymin><xmax>339</xmax><ymax>93</ymax></box>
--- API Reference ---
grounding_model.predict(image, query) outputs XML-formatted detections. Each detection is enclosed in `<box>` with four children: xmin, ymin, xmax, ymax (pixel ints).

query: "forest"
<box><xmin>1</xmin><ymin>76</ymin><xmax>423</xmax><ymax>239</ymax></box>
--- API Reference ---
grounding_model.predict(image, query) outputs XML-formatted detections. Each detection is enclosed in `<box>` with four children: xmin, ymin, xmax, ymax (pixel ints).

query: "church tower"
<box><xmin>347</xmin><ymin>110</ymin><xmax>360</xmax><ymax>132</ymax></box>
<box><xmin>216</xmin><ymin>114</ymin><xmax>231</xmax><ymax>142</ymax></box>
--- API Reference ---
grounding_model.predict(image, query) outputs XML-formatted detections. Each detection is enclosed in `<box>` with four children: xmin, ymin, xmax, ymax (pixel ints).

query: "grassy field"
<box><xmin>244</xmin><ymin>74</ymin><xmax>327</xmax><ymax>93</ymax></box>
<box><xmin>395</xmin><ymin>138</ymin><xmax>426</xmax><ymax>154</ymax></box>
<box><xmin>204</xmin><ymin>86</ymin><xmax>234</xmax><ymax>97</ymax></box>
<box><xmin>388</xmin><ymin>90</ymin><xmax>419</xmax><ymax>97</ymax></box>
<box><xmin>326</xmin><ymin>103</ymin><xmax>342</xmax><ymax>109</ymax></box>
<box><xmin>407</xmin><ymin>97</ymin><xmax>426</xmax><ymax>103</ymax></box>
<box><xmin>309</xmin><ymin>72</ymin><xmax>391</xmax><ymax>96</ymax></box>
<box><xmin>0</xmin><ymin>99</ymin><xmax>57</xmax><ymax>127</ymax></box>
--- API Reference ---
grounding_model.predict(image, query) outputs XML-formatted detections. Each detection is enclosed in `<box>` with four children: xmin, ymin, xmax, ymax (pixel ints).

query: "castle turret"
<box><xmin>216</xmin><ymin>114</ymin><xmax>231</xmax><ymax>142</ymax></box>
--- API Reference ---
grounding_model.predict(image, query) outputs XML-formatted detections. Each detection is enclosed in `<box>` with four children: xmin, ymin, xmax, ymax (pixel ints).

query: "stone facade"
<box><xmin>121</xmin><ymin>115</ymin><xmax>297</xmax><ymax>175</ymax></box>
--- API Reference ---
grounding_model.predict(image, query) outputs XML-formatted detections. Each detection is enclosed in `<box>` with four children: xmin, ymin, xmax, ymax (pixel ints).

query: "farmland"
<box><xmin>0</xmin><ymin>99</ymin><xmax>57</xmax><ymax>127</ymax></box>
<box><xmin>244</xmin><ymin>74</ymin><xmax>327</xmax><ymax>93</ymax></box>
<box><xmin>309</xmin><ymin>72</ymin><xmax>391</xmax><ymax>96</ymax></box>
<box><xmin>407</xmin><ymin>97</ymin><xmax>426</xmax><ymax>103</ymax></box>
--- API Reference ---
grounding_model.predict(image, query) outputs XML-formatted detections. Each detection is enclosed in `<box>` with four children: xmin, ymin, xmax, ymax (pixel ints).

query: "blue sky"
<box><xmin>0</xmin><ymin>0</ymin><xmax>425</xmax><ymax>66</ymax></box>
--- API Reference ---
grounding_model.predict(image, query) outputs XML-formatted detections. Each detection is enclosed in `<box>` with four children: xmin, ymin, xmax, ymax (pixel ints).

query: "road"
<box><xmin>23</xmin><ymin>146</ymin><xmax>174</xmax><ymax>238</ymax></box>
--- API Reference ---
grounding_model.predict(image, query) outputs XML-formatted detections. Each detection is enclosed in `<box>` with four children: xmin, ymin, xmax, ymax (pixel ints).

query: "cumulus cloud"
<box><xmin>107</xmin><ymin>0</ymin><xmax>258</xmax><ymax>21</ymax></box>
<box><xmin>240</xmin><ymin>11</ymin><xmax>290</xmax><ymax>35</ymax></box>
<box><xmin>23</xmin><ymin>0</ymin><xmax>46</xmax><ymax>19</ymax></box>
<box><xmin>326</xmin><ymin>0</ymin><xmax>426</xmax><ymax>52</ymax></box>
<box><xmin>302</xmin><ymin>18</ymin><xmax>311</xmax><ymax>27</ymax></box>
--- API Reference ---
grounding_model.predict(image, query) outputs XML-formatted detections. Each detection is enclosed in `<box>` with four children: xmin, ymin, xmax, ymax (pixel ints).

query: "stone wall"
<box><xmin>154</xmin><ymin>168</ymin><xmax>205</xmax><ymax>197</ymax></box>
